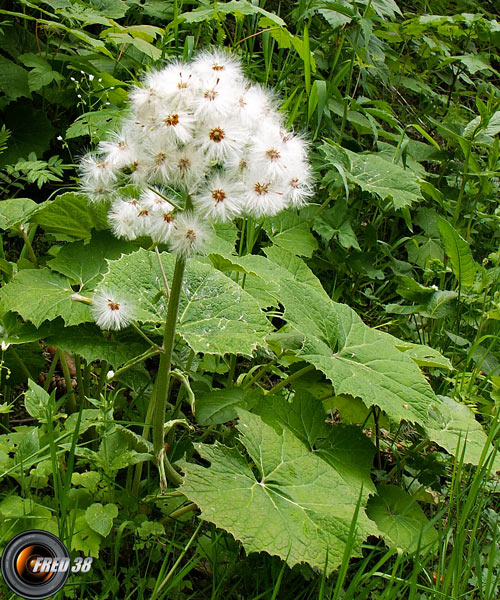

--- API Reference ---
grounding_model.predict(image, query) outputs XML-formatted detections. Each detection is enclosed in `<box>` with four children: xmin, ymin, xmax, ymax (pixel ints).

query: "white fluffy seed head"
<box><xmin>169</xmin><ymin>212</ymin><xmax>210</xmax><ymax>256</ymax></box>
<box><xmin>80</xmin><ymin>49</ymin><xmax>312</xmax><ymax>236</ymax></box>
<box><xmin>192</xmin><ymin>49</ymin><xmax>245</xmax><ymax>87</ymax></box>
<box><xmin>92</xmin><ymin>289</ymin><xmax>134</xmax><ymax>330</ymax></box>
<box><xmin>194</xmin><ymin>174</ymin><xmax>244</xmax><ymax>222</ymax></box>
<box><xmin>108</xmin><ymin>198</ymin><xmax>140</xmax><ymax>240</ymax></box>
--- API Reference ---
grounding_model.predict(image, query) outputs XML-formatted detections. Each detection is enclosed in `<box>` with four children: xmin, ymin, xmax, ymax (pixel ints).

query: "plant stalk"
<box><xmin>152</xmin><ymin>252</ymin><xmax>186</xmax><ymax>483</ymax></box>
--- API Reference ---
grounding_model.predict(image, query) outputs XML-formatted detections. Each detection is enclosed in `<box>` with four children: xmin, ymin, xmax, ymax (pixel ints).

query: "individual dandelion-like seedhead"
<box><xmin>78</xmin><ymin>48</ymin><xmax>312</xmax><ymax>255</ymax></box>
<box><xmin>91</xmin><ymin>290</ymin><xmax>134</xmax><ymax>331</ymax></box>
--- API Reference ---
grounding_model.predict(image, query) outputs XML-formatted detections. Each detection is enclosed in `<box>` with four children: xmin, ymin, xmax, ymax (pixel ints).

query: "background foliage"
<box><xmin>1</xmin><ymin>0</ymin><xmax>500</xmax><ymax>598</ymax></box>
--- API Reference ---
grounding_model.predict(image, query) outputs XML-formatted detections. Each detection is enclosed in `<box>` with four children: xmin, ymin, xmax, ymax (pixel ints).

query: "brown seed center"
<box><xmin>186</xmin><ymin>229</ymin><xmax>197</xmax><ymax>242</ymax></box>
<box><xmin>212</xmin><ymin>189</ymin><xmax>226</xmax><ymax>204</ymax></box>
<box><xmin>212</xmin><ymin>64</ymin><xmax>225</xmax><ymax>71</ymax></box>
<box><xmin>164</xmin><ymin>113</ymin><xmax>179</xmax><ymax>127</ymax></box>
<box><xmin>138</xmin><ymin>209</ymin><xmax>149</xmax><ymax>217</ymax></box>
<box><xmin>209</xmin><ymin>127</ymin><xmax>225</xmax><ymax>142</ymax></box>
<box><xmin>155</xmin><ymin>152</ymin><xmax>167</xmax><ymax>164</ymax></box>
<box><xmin>290</xmin><ymin>177</ymin><xmax>300</xmax><ymax>189</ymax></box>
<box><xmin>163</xmin><ymin>213</ymin><xmax>174</xmax><ymax>223</ymax></box>
<box><xmin>108</xmin><ymin>301</ymin><xmax>120</xmax><ymax>311</ymax></box>
<box><xmin>178</xmin><ymin>158</ymin><xmax>191</xmax><ymax>172</ymax></box>
<box><xmin>266</xmin><ymin>148</ymin><xmax>280</xmax><ymax>161</ymax></box>
<box><xmin>204</xmin><ymin>89</ymin><xmax>218</xmax><ymax>101</ymax></box>
<box><xmin>254</xmin><ymin>182</ymin><xmax>270</xmax><ymax>195</ymax></box>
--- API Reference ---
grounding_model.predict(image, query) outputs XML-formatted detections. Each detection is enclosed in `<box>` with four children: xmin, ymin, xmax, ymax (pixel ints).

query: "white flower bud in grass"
<box><xmin>194</xmin><ymin>79</ymin><xmax>239</xmax><ymax>120</ymax></box>
<box><xmin>140</xmin><ymin>188</ymin><xmax>176</xmax><ymax>243</ymax></box>
<box><xmin>169</xmin><ymin>212</ymin><xmax>210</xmax><ymax>256</ymax></box>
<box><xmin>194</xmin><ymin>174</ymin><xmax>244</xmax><ymax>222</ymax></box>
<box><xmin>146</xmin><ymin>138</ymin><xmax>177</xmax><ymax>182</ymax></box>
<box><xmin>108</xmin><ymin>198</ymin><xmax>140</xmax><ymax>240</ymax></box>
<box><xmin>92</xmin><ymin>290</ymin><xmax>134</xmax><ymax>331</ymax></box>
<box><xmin>130</xmin><ymin>71</ymin><xmax>167</xmax><ymax>119</ymax></box>
<box><xmin>139</xmin><ymin>187</ymin><xmax>173</xmax><ymax>211</ymax></box>
<box><xmin>283</xmin><ymin>162</ymin><xmax>314</xmax><ymax>208</ymax></box>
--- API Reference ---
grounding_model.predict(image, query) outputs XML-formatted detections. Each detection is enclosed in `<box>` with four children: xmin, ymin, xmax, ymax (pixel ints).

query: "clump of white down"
<box><xmin>80</xmin><ymin>49</ymin><xmax>312</xmax><ymax>256</ymax></box>
<box><xmin>79</xmin><ymin>50</ymin><xmax>312</xmax><ymax>330</ymax></box>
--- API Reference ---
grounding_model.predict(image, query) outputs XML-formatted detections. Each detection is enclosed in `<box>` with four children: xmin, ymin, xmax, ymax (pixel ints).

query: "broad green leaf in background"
<box><xmin>70</xmin><ymin>509</ymin><xmax>102</xmax><ymax>557</ymax></box>
<box><xmin>24</xmin><ymin>380</ymin><xmax>51</xmax><ymax>422</ymax></box>
<box><xmin>366</xmin><ymin>486</ymin><xmax>437</xmax><ymax>552</ymax></box>
<box><xmin>181</xmin><ymin>410</ymin><xmax>377</xmax><ymax>572</ymax></box>
<box><xmin>0</xmin><ymin>55</ymin><xmax>30</xmax><ymax>101</ymax></box>
<box><xmin>18</xmin><ymin>53</ymin><xmax>64</xmax><ymax>92</ymax></box>
<box><xmin>254</xmin><ymin>392</ymin><xmax>376</xmax><ymax>495</ymax></box>
<box><xmin>0</xmin><ymin>269</ymin><xmax>92</xmax><ymax>327</ymax></box>
<box><xmin>0</xmin><ymin>198</ymin><xmax>41</xmax><ymax>230</ymax></box>
<box><xmin>195</xmin><ymin>387</ymin><xmax>263</xmax><ymax>425</ymax></box>
<box><xmin>99</xmin><ymin>249</ymin><xmax>271</xmax><ymax>356</ymax></box>
<box><xmin>32</xmin><ymin>192</ymin><xmax>108</xmax><ymax>241</ymax></box>
<box><xmin>85</xmin><ymin>502</ymin><xmax>118</xmax><ymax>537</ymax></box>
<box><xmin>65</xmin><ymin>107</ymin><xmax>122</xmax><ymax>140</ymax></box>
<box><xmin>322</xmin><ymin>142</ymin><xmax>423</xmax><ymax>209</ymax></box>
<box><xmin>263</xmin><ymin>210</ymin><xmax>318</xmax><ymax>257</ymax></box>
<box><xmin>277</xmin><ymin>280</ymin><xmax>438</xmax><ymax>425</ymax></box>
<box><xmin>48</xmin><ymin>231</ymin><xmax>136</xmax><ymax>289</ymax></box>
<box><xmin>437</xmin><ymin>217</ymin><xmax>477</xmax><ymax>286</ymax></box>
<box><xmin>46</xmin><ymin>324</ymin><xmax>149</xmax><ymax>368</ymax></box>
<box><xmin>425</xmin><ymin>396</ymin><xmax>500</xmax><ymax>468</ymax></box>
<box><xmin>0</xmin><ymin>311</ymin><xmax>47</xmax><ymax>346</ymax></box>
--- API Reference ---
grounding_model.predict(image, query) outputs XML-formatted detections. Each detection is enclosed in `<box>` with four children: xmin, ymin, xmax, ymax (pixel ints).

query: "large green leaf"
<box><xmin>181</xmin><ymin>409</ymin><xmax>377</xmax><ymax>572</ymax></box>
<box><xmin>437</xmin><ymin>218</ymin><xmax>477</xmax><ymax>286</ymax></box>
<box><xmin>262</xmin><ymin>211</ymin><xmax>318</xmax><ymax>257</ymax></box>
<box><xmin>32</xmin><ymin>192</ymin><xmax>108</xmax><ymax>241</ymax></box>
<box><xmin>0</xmin><ymin>56</ymin><xmax>30</xmax><ymax>101</ymax></box>
<box><xmin>366</xmin><ymin>486</ymin><xmax>437</xmax><ymax>552</ymax></box>
<box><xmin>254</xmin><ymin>391</ymin><xmax>376</xmax><ymax>496</ymax></box>
<box><xmin>209</xmin><ymin>245</ymin><xmax>326</xmax><ymax>308</ymax></box>
<box><xmin>425</xmin><ymin>395</ymin><xmax>500</xmax><ymax>468</ymax></box>
<box><xmin>195</xmin><ymin>387</ymin><xmax>263</xmax><ymax>425</ymax></box>
<box><xmin>322</xmin><ymin>142</ymin><xmax>423</xmax><ymax>209</ymax></box>
<box><xmin>46</xmin><ymin>324</ymin><xmax>148</xmax><ymax>368</ymax></box>
<box><xmin>0</xmin><ymin>198</ymin><xmax>41</xmax><ymax>230</ymax></box>
<box><xmin>99</xmin><ymin>249</ymin><xmax>271</xmax><ymax>356</ymax></box>
<box><xmin>277</xmin><ymin>280</ymin><xmax>437</xmax><ymax>425</ymax></box>
<box><xmin>48</xmin><ymin>231</ymin><xmax>136</xmax><ymax>289</ymax></box>
<box><xmin>0</xmin><ymin>269</ymin><xmax>91</xmax><ymax>327</ymax></box>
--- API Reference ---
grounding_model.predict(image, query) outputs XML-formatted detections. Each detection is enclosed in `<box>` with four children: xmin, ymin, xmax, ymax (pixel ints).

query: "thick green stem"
<box><xmin>152</xmin><ymin>253</ymin><xmax>186</xmax><ymax>477</ymax></box>
<box><xmin>267</xmin><ymin>364</ymin><xmax>315</xmax><ymax>395</ymax></box>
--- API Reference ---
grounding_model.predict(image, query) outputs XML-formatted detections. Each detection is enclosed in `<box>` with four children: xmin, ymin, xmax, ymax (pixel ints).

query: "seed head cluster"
<box><xmin>79</xmin><ymin>49</ymin><xmax>312</xmax><ymax>258</ymax></box>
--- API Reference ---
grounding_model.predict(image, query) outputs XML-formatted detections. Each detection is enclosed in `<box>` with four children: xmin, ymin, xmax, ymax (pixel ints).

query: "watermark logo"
<box><xmin>0</xmin><ymin>530</ymin><xmax>93</xmax><ymax>599</ymax></box>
